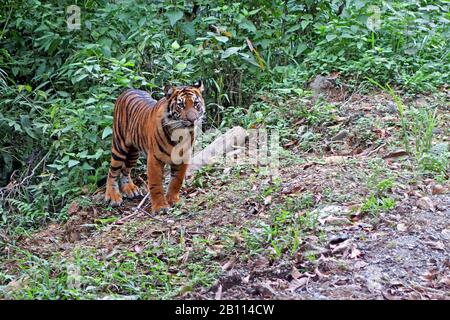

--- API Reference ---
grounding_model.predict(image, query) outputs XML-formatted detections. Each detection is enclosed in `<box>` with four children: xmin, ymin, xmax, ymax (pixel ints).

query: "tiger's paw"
<box><xmin>166</xmin><ymin>194</ymin><xmax>180</xmax><ymax>207</ymax></box>
<box><xmin>152</xmin><ymin>202</ymin><xmax>170</xmax><ymax>214</ymax></box>
<box><xmin>120</xmin><ymin>181</ymin><xmax>141</xmax><ymax>199</ymax></box>
<box><xmin>105</xmin><ymin>188</ymin><xmax>123</xmax><ymax>207</ymax></box>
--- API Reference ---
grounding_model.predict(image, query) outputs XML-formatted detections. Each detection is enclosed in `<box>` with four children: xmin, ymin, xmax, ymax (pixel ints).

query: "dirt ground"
<box><xmin>3</xmin><ymin>90</ymin><xmax>449</xmax><ymax>300</ymax></box>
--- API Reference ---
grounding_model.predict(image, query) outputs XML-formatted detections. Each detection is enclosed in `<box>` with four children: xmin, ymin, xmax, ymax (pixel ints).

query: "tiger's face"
<box><xmin>165</xmin><ymin>81</ymin><xmax>205</xmax><ymax>129</ymax></box>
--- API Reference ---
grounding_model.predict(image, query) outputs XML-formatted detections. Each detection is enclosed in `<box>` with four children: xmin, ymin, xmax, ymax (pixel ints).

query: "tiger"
<box><xmin>104</xmin><ymin>81</ymin><xmax>205</xmax><ymax>213</ymax></box>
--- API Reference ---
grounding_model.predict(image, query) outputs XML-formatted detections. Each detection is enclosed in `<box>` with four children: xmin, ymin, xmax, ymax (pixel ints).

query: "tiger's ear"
<box><xmin>193</xmin><ymin>80</ymin><xmax>204</xmax><ymax>93</ymax></box>
<box><xmin>164</xmin><ymin>85</ymin><xmax>174</xmax><ymax>99</ymax></box>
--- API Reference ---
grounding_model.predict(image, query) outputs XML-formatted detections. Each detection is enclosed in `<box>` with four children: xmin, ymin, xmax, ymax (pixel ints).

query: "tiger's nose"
<box><xmin>186</xmin><ymin>109</ymin><xmax>198</xmax><ymax>124</ymax></box>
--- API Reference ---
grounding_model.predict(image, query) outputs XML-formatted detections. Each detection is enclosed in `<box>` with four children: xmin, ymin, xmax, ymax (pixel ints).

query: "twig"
<box><xmin>136</xmin><ymin>207</ymin><xmax>164</xmax><ymax>222</ymax></box>
<box><xmin>0</xmin><ymin>151</ymin><xmax>50</xmax><ymax>201</ymax></box>
<box><xmin>115</xmin><ymin>211</ymin><xmax>141</xmax><ymax>224</ymax></box>
<box><xmin>114</xmin><ymin>193</ymin><xmax>150</xmax><ymax>224</ymax></box>
<box><xmin>365</xmin><ymin>143</ymin><xmax>386</xmax><ymax>157</ymax></box>
<box><xmin>135</xmin><ymin>192</ymin><xmax>149</xmax><ymax>211</ymax></box>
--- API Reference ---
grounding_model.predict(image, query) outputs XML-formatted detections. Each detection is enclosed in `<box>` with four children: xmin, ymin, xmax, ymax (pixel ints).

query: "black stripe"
<box><xmin>113</xmin><ymin>138</ymin><xmax>128</xmax><ymax>157</ymax></box>
<box><xmin>162</xmin><ymin>124</ymin><xmax>175</xmax><ymax>146</ymax></box>
<box><xmin>112</xmin><ymin>152</ymin><xmax>126</xmax><ymax>161</ymax></box>
<box><xmin>110</xmin><ymin>165</ymin><xmax>122</xmax><ymax>171</ymax></box>
<box><xmin>156</xmin><ymin>139</ymin><xmax>169</xmax><ymax>156</ymax></box>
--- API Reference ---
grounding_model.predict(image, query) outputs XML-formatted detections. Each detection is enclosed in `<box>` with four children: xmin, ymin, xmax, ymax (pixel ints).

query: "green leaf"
<box><xmin>165</xmin><ymin>10</ymin><xmax>183</xmax><ymax>27</ymax></box>
<box><xmin>287</xmin><ymin>25</ymin><xmax>301</xmax><ymax>33</ymax></box>
<box><xmin>102</xmin><ymin>126</ymin><xmax>113</xmax><ymax>139</ymax></box>
<box><xmin>221</xmin><ymin>47</ymin><xmax>241</xmax><ymax>59</ymax></box>
<box><xmin>326</xmin><ymin>34</ymin><xmax>337</xmax><ymax>42</ymax></box>
<box><xmin>175</xmin><ymin>62</ymin><xmax>187</xmax><ymax>71</ymax></box>
<box><xmin>214</xmin><ymin>35</ymin><xmax>229</xmax><ymax>43</ymax></box>
<box><xmin>48</xmin><ymin>164</ymin><xmax>64</xmax><ymax>171</ymax></box>
<box><xmin>301</xmin><ymin>20</ymin><xmax>311</xmax><ymax>30</ymax></box>
<box><xmin>68</xmin><ymin>160</ymin><xmax>80</xmax><ymax>168</ymax></box>
<box><xmin>240</xmin><ymin>18</ymin><xmax>256</xmax><ymax>33</ymax></box>
<box><xmin>171</xmin><ymin>40</ymin><xmax>180</xmax><ymax>50</ymax></box>
<box><xmin>82</xmin><ymin>162</ymin><xmax>94</xmax><ymax>171</ymax></box>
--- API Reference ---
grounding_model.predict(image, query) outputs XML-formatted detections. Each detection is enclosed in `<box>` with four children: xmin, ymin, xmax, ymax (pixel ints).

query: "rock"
<box><xmin>431</xmin><ymin>184</ymin><xmax>446</xmax><ymax>195</ymax></box>
<box><xmin>331</xmin><ymin>129</ymin><xmax>349</xmax><ymax>141</ymax></box>
<box><xmin>364</xmin><ymin>265</ymin><xmax>384</xmax><ymax>293</ymax></box>
<box><xmin>289</xmin><ymin>277</ymin><xmax>309</xmax><ymax>292</ymax></box>
<box><xmin>385</xmin><ymin>101</ymin><xmax>398</xmax><ymax>114</ymax></box>
<box><xmin>354</xmin><ymin>260</ymin><xmax>368</xmax><ymax>270</ymax></box>
<box><xmin>309</xmin><ymin>75</ymin><xmax>334</xmax><ymax>92</ymax></box>
<box><xmin>329</xmin><ymin>234</ymin><xmax>350</xmax><ymax>244</ymax></box>
<box><xmin>397</xmin><ymin>223</ymin><xmax>407</xmax><ymax>232</ymax></box>
<box><xmin>253</xmin><ymin>282</ymin><xmax>275</xmax><ymax>298</ymax></box>
<box><xmin>416</xmin><ymin>197</ymin><xmax>435</xmax><ymax>211</ymax></box>
<box><xmin>3</xmin><ymin>277</ymin><xmax>29</xmax><ymax>298</ymax></box>
<box><xmin>441</xmin><ymin>229</ymin><xmax>450</xmax><ymax>241</ymax></box>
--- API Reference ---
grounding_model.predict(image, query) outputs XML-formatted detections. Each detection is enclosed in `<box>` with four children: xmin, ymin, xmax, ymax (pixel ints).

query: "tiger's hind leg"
<box><xmin>120</xmin><ymin>147</ymin><xmax>141</xmax><ymax>199</ymax></box>
<box><xmin>105</xmin><ymin>155</ymin><xmax>125</xmax><ymax>207</ymax></box>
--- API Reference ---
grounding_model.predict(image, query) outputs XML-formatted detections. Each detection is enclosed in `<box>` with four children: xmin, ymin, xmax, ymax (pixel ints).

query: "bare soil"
<box><xmin>4</xmin><ymin>90</ymin><xmax>449</xmax><ymax>300</ymax></box>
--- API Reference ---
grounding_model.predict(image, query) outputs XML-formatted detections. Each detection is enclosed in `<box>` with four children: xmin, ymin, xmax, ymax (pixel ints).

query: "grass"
<box><xmin>1</xmin><ymin>86</ymin><xmax>448</xmax><ymax>299</ymax></box>
<box><xmin>2</xmin><ymin>235</ymin><xmax>221</xmax><ymax>299</ymax></box>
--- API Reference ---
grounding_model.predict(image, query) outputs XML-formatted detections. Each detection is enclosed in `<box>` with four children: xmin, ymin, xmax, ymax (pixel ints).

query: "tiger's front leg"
<box><xmin>147</xmin><ymin>156</ymin><xmax>170</xmax><ymax>213</ymax></box>
<box><xmin>166</xmin><ymin>163</ymin><xmax>189</xmax><ymax>207</ymax></box>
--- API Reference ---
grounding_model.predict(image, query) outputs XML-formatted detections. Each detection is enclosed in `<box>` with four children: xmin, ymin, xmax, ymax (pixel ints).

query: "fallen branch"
<box><xmin>187</xmin><ymin>126</ymin><xmax>247</xmax><ymax>176</ymax></box>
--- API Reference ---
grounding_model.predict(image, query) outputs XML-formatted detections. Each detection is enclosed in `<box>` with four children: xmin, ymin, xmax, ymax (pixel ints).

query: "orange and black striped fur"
<box><xmin>105</xmin><ymin>81</ymin><xmax>205</xmax><ymax>213</ymax></box>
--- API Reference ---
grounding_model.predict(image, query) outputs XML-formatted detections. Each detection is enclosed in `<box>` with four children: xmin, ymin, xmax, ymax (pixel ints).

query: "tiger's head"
<box><xmin>164</xmin><ymin>81</ymin><xmax>205</xmax><ymax>129</ymax></box>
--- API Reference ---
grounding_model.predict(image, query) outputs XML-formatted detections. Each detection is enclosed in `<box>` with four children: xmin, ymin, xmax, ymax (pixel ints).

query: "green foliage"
<box><xmin>363</xmin><ymin>160</ymin><xmax>397</xmax><ymax>217</ymax></box>
<box><xmin>0</xmin><ymin>0</ymin><xmax>449</xmax><ymax>234</ymax></box>
<box><xmin>361</xmin><ymin>194</ymin><xmax>396</xmax><ymax>217</ymax></box>
<box><xmin>1</xmin><ymin>236</ymin><xmax>220</xmax><ymax>299</ymax></box>
<box><xmin>243</xmin><ymin>193</ymin><xmax>318</xmax><ymax>259</ymax></box>
<box><xmin>419</xmin><ymin>143</ymin><xmax>449</xmax><ymax>177</ymax></box>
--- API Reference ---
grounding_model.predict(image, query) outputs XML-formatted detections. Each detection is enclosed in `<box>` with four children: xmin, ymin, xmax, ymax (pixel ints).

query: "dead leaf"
<box><xmin>264</xmin><ymin>195</ymin><xmax>272</xmax><ymax>205</ymax></box>
<box><xmin>349</xmin><ymin>244</ymin><xmax>361</xmax><ymax>259</ymax></box>
<box><xmin>382</xmin><ymin>149</ymin><xmax>409</xmax><ymax>159</ymax></box>
<box><xmin>422</xmin><ymin>270</ymin><xmax>439</xmax><ymax>282</ymax></box>
<box><xmin>431</xmin><ymin>184</ymin><xmax>446</xmax><ymax>195</ymax></box>
<box><xmin>424</xmin><ymin>241</ymin><xmax>445</xmax><ymax>251</ymax></box>
<box><xmin>382</xmin><ymin>289</ymin><xmax>403</xmax><ymax>300</ymax></box>
<box><xmin>68</xmin><ymin>201</ymin><xmax>79</xmax><ymax>216</ymax></box>
<box><xmin>301</xmin><ymin>162</ymin><xmax>315</xmax><ymax>170</ymax></box>
<box><xmin>254</xmin><ymin>283</ymin><xmax>275</xmax><ymax>298</ymax></box>
<box><xmin>214</xmin><ymin>284</ymin><xmax>223</xmax><ymax>300</ymax></box>
<box><xmin>319</xmin><ymin>215</ymin><xmax>351</xmax><ymax>226</ymax></box>
<box><xmin>221</xmin><ymin>257</ymin><xmax>236</xmax><ymax>271</ymax></box>
<box><xmin>331</xmin><ymin>239</ymin><xmax>352</xmax><ymax>254</ymax></box>
<box><xmin>253</xmin><ymin>255</ymin><xmax>270</xmax><ymax>270</ymax></box>
<box><xmin>416</xmin><ymin>197</ymin><xmax>435</xmax><ymax>211</ymax></box>
<box><xmin>314</xmin><ymin>267</ymin><xmax>330</xmax><ymax>279</ymax></box>
<box><xmin>289</xmin><ymin>277</ymin><xmax>308</xmax><ymax>291</ymax></box>
<box><xmin>179</xmin><ymin>248</ymin><xmax>191</xmax><ymax>264</ymax></box>
<box><xmin>324</xmin><ymin>156</ymin><xmax>347</xmax><ymax>164</ymax></box>
<box><xmin>283</xmin><ymin>140</ymin><xmax>297</xmax><ymax>148</ymax></box>
<box><xmin>329</xmin><ymin>234</ymin><xmax>350</xmax><ymax>244</ymax></box>
<box><xmin>291</xmin><ymin>266</ymin><xmax>302</xmax><ymax>280</ymax></box>
<box><xmin>246</xmin><ymin>38</ymin><xmax>255</xmax><ymax>52</ymax></box>
<box><xmin>438</xmin><ymin>275</ymin><xmax>450</xmax><ymax>287</ymax></box>
<box><xmin>354</xmin><ymin>260</ymin><xmax>368</xmax><ymax>270</ymax></box>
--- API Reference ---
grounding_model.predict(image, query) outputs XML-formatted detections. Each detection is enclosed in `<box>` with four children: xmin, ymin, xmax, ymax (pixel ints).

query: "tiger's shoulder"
<box><xmin>117</xmin><ymin>88</ymin><xmax>159</xmax><ymax>108</ymax></box>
